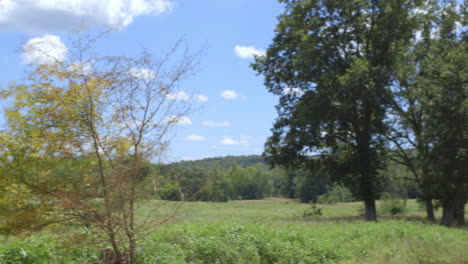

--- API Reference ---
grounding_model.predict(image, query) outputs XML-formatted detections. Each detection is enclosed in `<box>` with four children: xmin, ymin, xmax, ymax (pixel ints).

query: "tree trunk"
<box><xmin>454</xmin><ymin>200</ymin><xmax>465</xmax><ymax>227</ymax></box>
<box><xmin>129</xmin><ymin>234</ymin><xmax>136</xmax><ymax>264</ymax></box>
<box><xmin>100</xmin><ymin>248</ymin><xmax>129</xmax><ymax>264</ymax></box>
<box><xmin>424</xmin><ymin>198</ymin><xmax>436</xmax><ymax>222</ymax></box>
<box><xmin>364</xmin><ymin>199</ymin><xmax>377</xmax><ymax>221</ymax></box>
<box><xmin>440</xmin><ymin>201</ymin><xmax>454</xmax><ymax>227</ymax></box>
<box><xmin>103</xmin><ymin>230</ymin><xmax>124</xmax><ymax>264</ymax></box>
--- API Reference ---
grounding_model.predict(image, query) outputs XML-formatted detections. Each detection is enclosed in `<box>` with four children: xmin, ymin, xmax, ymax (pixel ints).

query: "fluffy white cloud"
<box><xmin>166</xmin><ymin>91</ymin><xmax>190</xmax><ymax>101</ymax></box>
<box><xmin>0</xmin><ymin>0</ymin><xmax>173</xmax><ymax>33</ymax></box>
<box><xmin>220</xmin><ymin>136</ymin><xmax>250</xmax><ymax>146</ymax></box>
<box><xmin>283</xmin><ymin>87</ymin><xmax>304</xmax><ymax>97</ymax></box>
<box><xmin>164</xmin><ymin>116</ymin><xmax>192</xmax><ymax>125</ymax></box>
<box><xmin>184</xmin><ymin>134</ymin><xmax>205</xmax><ymax>141</ymax></box>
<box><xmin>128</xmin><ymin>67</ymin><xmax>156</xmax><ymax>82</ymax></box>
<box><xmin>22</xmin><ymin>35</ymin><xmax>67</xmax><ymax>65</ymax></box>
<box><xmin>221</xmin><ymin>90</ymin><xmax>240</xmax><ymax>100</ymax></box>
<box><xmin>234</xmin><ymin>45</ymin><xmax>265</xmax><ymax>59</ymax></box>
<box><xmin>194</xmin><ymin>94</ymin><xmax>208</xmax><ymax>102</ymax></box>
<box><xmin>202</xmin><ymin>120</ymin><xmax>230</xmax><ymax>127</ymax></box>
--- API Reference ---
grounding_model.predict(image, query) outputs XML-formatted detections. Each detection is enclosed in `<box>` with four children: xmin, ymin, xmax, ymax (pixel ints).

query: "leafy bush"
<box><xmin>0</xmin><ymin>237</ymin><xmax>99</xmax><ymax>264</ymax></box>
<box><xmin>302</xmin><ymin>203</ymin><xmax>323</xmax><ymax>217</ymax></box>
<box><xmin>0</xmin><ymin>239</ymin><xmax>53</xmax><ymax>264</ymax></box>
<box><xmin>158</xmin><ymin>182</ymin><xmax>182</xmax><ymax>201</ymax></box>
<box><xmin>380</xmin><ymin>193</ymin><xmax>407</xmax><ymax>215</ymax></box>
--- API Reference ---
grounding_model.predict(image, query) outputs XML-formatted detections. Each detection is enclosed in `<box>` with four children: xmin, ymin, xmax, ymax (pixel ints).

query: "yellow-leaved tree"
<box><xmin>0</xmin><ymin>34</ymin><xmax>199</xmax><ymax>263</ymax></box>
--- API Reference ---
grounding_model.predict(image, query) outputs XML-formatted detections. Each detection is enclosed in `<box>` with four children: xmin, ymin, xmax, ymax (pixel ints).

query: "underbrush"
<box><xmin>1</xmin><ymin>220</ymin><xmax>466</xmax><ymax>263</ymax></box>
<box><xmin>0</xmin><ymin>236</ymin><xmax>99</xmax><ymax>263</ymax></box>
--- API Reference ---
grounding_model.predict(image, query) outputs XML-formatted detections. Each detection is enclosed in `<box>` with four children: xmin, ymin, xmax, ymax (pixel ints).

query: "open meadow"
<box><xmin>1</xmin><ymin>0</ymin><xmax>467</xmax><ymax>263</ymax></box>
<box><xmin>1</xmin><ymin>198</ymin><xmax>467</xmax><ymax>263</ymax></box>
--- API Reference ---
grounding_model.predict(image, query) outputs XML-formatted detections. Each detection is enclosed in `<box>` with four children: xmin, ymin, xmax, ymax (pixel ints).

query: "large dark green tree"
<box><xmin>421</xmin><ymin>3</ymin><xmax>467</xmax><ymax>226</ymax></box>
<box><xmin>253</xmin><ymin>0</ymin><xmax>419</xmax><ymax>221</ymax></box>
<box><xmin>389</xmin><ymin>0</ymin><xmax>467</xmax><ymax>226</ymax></box>
<box><xmin>428</xmin><ymin>43</ymin><xmax>468</xmax><ymax>227</ymax></box>
<box><xmin>387</xmin><ymin>0</ymin><xmax>442</xmax><ymax>223</ymax></box>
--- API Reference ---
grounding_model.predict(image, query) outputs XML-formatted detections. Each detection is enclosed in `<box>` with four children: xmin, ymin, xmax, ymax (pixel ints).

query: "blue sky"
<box><xmin>0</xmin><ymin>0</ymin><xmax>285</xmax><ymax>162</ymax></box>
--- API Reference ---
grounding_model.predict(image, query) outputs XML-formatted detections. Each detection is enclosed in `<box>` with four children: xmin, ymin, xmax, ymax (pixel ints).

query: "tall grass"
<box><xmin>1</xmin><ymin>199</ymin><xmax>467</xmax><ymax>263</ymax></box>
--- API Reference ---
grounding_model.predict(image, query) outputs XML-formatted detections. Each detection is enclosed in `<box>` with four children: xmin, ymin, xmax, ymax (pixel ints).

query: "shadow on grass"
<box><xmin>300</xmin><ymin>214</ymin><xmax>440</xmax><ymax>224</ymax></box>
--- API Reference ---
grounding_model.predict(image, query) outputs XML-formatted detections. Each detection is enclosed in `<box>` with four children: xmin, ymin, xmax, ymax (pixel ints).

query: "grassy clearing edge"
<box><xmin>1</xmin><ymin>220</ymin><xmax>466</xmax><ymax>264</ymax></box>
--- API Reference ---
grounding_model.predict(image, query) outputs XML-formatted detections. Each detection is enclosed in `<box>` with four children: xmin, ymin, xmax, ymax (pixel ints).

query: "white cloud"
<box><xmin>220</xmin><ymin>136</ymin><xmax>250</xmax><ymax>146</ymax></box>
<box><xmin>194</xmin><ymin>93</ymin><xmax>208</xmax><ymax>102</ymax></box>
<box><xmin>202</xmin><ymin>120</ymin><xmax>230</xmax><ymax>127</ymax></box>
<box><xmin>128</xmin><ymin>67</ymin><xmax>156</xmax><ymax>82</ymax></box>
<box><xmin>22</xmin><ymin>35</ymin><xmax>67</xmax><ymax>65</ymax></box>
<box><xmin>283</xmin><ymin>87</ymin><xmax>304</xmax><ymax>97</ymax></box>
<box><xmin>221</xmin><ymin>137</ymin><xmax>238</xmax><ymax>145</ymax></box>
<box><xmin>0</xmin><ymin>0</ymin><xmax>173</xmax><ymax>33</ymax></box>
<box><xmin>184</xmin><ymin>134</ymin><xmax>205</xmax><ymax>141</ymax></box>
<box><xmin>234</xmin><ymin>45</ymin><xmax>265</xmax><ymax>59</ymax></box>
<box><xmin>221</xmin><ymin>90</ymin><xmax>240</xmax><ymax>100</ymax></box>
<box><xmin>164</xmin><ymin>116</ymin><xmax>192</xmax><ymax>125</ymax></box>
<box><xmin>166</xmin><ymin>91</ymin><xmax>189</xmax><ymax>101</ymax></box>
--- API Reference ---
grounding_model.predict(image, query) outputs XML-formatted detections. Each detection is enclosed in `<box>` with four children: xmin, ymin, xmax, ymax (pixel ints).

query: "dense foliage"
<box><xmin>252</xmin><ymin>0</ymin><xmax>421</xmax><ymax>221</ymax></box>
<box><xmin>137</xmin><ymin>155</ymin><xmax>419</xmax><ymax>205</ymax></box>
<box><xmin>387</xmin><ymin>0</ymin><xmax>467</xmax><ymax>226</ymax></box>
<box><xmin>253</xmin><ymin>0</ymin><xmax>467</xmax><ymax>225</ymax></box>
<box><xmin>172</xmin><ymin>155</ymin><xmax>267</xmax><ymax>169</ymax></box>
<box><xmin>150</xmin><ymin>157</ymin><xmax>329</xmax><ymax>202</ymax></box>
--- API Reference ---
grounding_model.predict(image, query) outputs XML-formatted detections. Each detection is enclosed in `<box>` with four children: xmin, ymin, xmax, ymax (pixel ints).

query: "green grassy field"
<box><xmin>139</xmin><ymin>197</ymin><xmax>465</xmax><ymax>224</ymax></box>
<box><xmin>1</xmin><ymin>199</ymin><xmax>467</xmax><ymax>263</ymax></box>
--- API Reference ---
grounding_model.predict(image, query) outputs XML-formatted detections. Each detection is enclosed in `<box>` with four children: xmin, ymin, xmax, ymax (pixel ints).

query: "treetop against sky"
<box><xmin>0</xmin><ymin>0</ymin><xmax>284</xmax><ymax>162</ymax></box>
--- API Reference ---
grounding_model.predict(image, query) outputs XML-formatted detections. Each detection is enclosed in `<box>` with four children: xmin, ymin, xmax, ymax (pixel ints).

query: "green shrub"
<box><xmin>159</xmin><ymin>182</ymin><xmax>182</xmax><ymax>201</ymax></box>
<box><xmin>0</xmin><ymin>236</ymin><xmax>99</xmax><ymax>264</ymax></box>
<box><xmin>380</xmin><ymin>193</ymin><xmax>407</xmax><ymax>215</ymax></box>
<box><xmin>0</xmin><ymin>239</ymin><xmax>53</xmax><ymax>264</ymax></box>
<box><xmin>302</xmin><ymin>203</ymin><xmax>323</xmax><ymax>218</ymax></box>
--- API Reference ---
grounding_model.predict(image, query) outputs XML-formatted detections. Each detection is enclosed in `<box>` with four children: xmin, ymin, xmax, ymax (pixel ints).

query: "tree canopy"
<box><xmin>253</xmin><ymin>0</ymin><xmax>420</xmax><ymax>221</ymax></box>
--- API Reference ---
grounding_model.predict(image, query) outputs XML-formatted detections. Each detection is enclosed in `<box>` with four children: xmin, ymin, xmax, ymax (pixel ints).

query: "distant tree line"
<box><xmin>136</xmin><ymin>155</ymin><xmax>420</xmax><ymax>205</ymax></box>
